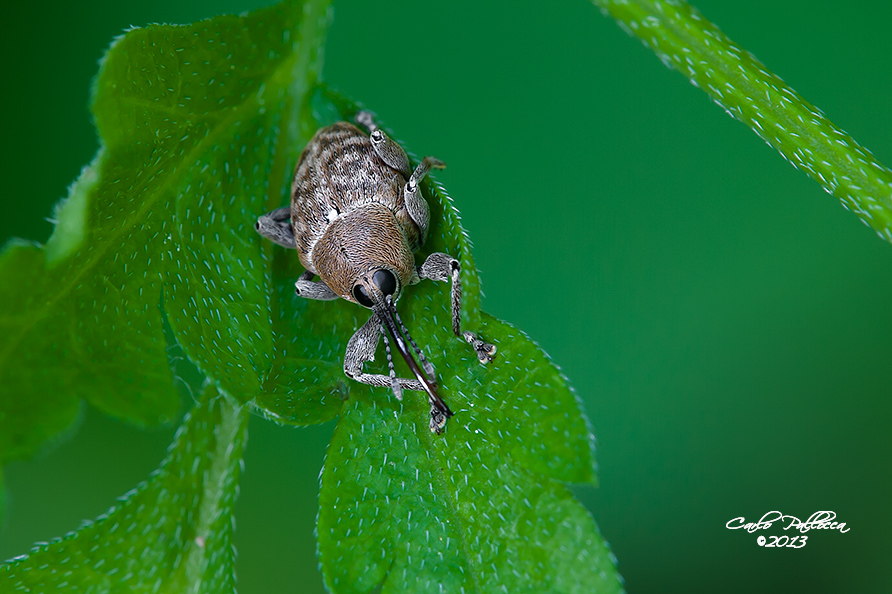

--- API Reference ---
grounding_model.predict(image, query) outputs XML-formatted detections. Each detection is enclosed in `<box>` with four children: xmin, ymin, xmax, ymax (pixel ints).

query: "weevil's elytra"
<box><xmin>255</xmin><ymin>111</ymin><xmax>496</xmax><ymax>433</ymax></box>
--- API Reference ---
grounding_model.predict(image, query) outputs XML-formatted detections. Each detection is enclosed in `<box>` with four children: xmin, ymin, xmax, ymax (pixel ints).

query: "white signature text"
<box><xmin>726</xmin><ymin>511</ymin><xmax>850</xmax><ymax>534</ymax></box>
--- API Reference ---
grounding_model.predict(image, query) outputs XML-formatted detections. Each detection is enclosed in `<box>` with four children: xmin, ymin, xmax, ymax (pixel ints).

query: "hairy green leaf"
<box><xmin>0</xmin><ymin>0</ymin><xmax>333</xmax><ymax>462</ymax></box>
<box><xmin>2</xmin><ymin>385</ymin><xmax>248</xmax><ymax>592</ymax></box>
<box><xmin>594</xmin><ymin>0</ymin><xmax>892</xmax><ymax>243</ymax></box>
<box><xmin>316</xmin><ymin>315</ymin><xmax>620</xmax><ymax>594</ymax></box>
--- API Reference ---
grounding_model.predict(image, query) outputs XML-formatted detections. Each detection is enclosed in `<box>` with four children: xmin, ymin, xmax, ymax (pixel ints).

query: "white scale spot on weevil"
<box><xmin>326</xmin><ymin>208</ymin><xmax>339</xmax><ymax>223</ymax></box>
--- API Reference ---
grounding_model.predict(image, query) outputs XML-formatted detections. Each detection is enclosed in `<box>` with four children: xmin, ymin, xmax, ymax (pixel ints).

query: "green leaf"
<box><xmin>593</xmin><ymin>0</ymin><xmax>892</xmax><ymax>243</ymax></box>
<box><xmin>0</xmin><ymin>0</ymin><xmax>333</xmax><ymax>462</ymax></box>
<box><xmin>316</xmin><ymin>315</ymin><xmax>621</xmax><ymax>594</ymax></box>
<box><xmin>2</xmin><ymin>384</ymin><xmax>249</xmax><ymax>592</ymax></box>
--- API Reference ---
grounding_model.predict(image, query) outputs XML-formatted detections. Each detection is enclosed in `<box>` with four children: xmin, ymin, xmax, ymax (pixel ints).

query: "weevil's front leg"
<box><xmin>345</xmin><ymin>314</ymin><xmax>426</xmax><ymax>395</ymax></box>
<box><xmin>402</xmin><ymin>157</ymin><xmax>446</xmax><ymax>245</ymax></box>
<box><xmin>254</xmin><ymin>206</ymin><xmax>296</xmax><ymax>249</ymax></box>
<box><xmin>356</xmin><ymin>111</ymin><xmax>411</xmax><ymax>176</ymax></box>
<box><xmin>295</xmin><ymin>270</ymin><xmax>339</xmax><ymax>301</ymax></box>
<box><xmin>417</xmin><ymin>253</ymin><xmax>497</xmax><ymax>364</ymax></box>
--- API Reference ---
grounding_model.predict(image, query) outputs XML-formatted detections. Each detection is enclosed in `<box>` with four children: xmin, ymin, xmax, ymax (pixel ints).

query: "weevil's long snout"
<box><xmin>373</xmin><ymin>298</ymin><xmax>454</xmax><ymax>427</ymax></box>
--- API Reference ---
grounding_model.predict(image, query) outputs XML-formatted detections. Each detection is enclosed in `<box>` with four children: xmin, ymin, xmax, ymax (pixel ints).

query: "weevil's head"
<box><xmin>311</xmin><ymin>204</ymin><xmax>417</xmax><ymax>306</ymax></box>
<box><xmin>309</xmin><ymin>204</ymin><xmax>452</xmax><ymax>428</ymax></box>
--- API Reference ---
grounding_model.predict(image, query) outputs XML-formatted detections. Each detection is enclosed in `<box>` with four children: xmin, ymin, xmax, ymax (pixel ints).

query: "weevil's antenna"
<box><xmin>390</xmin><ymin>298</ymin><xmax>436</xmax><ymax>382</ymax></box>
<box><xmin>380</xmin><ymin>324</ymin><xmax>403</xmax><ymax>401</ymax></box>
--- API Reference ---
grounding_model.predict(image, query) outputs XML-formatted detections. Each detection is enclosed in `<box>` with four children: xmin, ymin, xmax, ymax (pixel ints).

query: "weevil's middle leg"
<box><xmin>417</xmin><ymin>253</ymin><xmax>497</xmax><ymax>364</ymax></box>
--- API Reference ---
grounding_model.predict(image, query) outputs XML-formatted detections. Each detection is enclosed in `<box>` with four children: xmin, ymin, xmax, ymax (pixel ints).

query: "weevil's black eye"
<box><xmin>353</xmin><ymin>284</ymin><xmax>373</xmax><ymax>308</ymax></box>
<box><xmin>373</xmin><ymin>269</ymin><xmax>397</xmax><ymax>297</ymax></box>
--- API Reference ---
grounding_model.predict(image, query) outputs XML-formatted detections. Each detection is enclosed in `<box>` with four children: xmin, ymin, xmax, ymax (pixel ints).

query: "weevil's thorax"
<box><xmin>311</xmin><ymin>203</ymin><xmax>417</xmax><ymax>302</ymax></box>
<box><xmin>290</xmin><ymin>122</ymin><xmax>423</xmax><ymax>275</ymax></box>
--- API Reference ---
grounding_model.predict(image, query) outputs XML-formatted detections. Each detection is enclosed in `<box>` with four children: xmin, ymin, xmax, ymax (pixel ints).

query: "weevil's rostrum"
<box><xmin>255</xmin><ymin>112</ymin><xmax>496</xmax><ymax>433</ymax></box>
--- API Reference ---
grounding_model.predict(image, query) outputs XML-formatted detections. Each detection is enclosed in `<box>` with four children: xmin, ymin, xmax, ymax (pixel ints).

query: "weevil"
<box><xmin>255</xmin><ymin>111</ymin><xmax>496</xmax><ymax>433</ymax></box>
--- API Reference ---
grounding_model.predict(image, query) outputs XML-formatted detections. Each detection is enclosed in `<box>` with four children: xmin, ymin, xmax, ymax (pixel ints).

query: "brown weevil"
<box><xmin>255</xmin><ymin>111</ymin><xmax>496</xmax><ymax>433</ymax></box>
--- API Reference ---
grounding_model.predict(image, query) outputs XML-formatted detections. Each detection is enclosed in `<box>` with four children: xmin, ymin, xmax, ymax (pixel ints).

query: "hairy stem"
<box><xmin>594</xmin><ymin>0</ymin><xmax>892</xmax><ymax>243</ymax></box>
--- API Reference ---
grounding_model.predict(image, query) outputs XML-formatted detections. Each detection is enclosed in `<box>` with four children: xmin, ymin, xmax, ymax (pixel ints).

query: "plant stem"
<box><xmin>184</xmin><ymin>387</ymin><xmax>249</xmax><ymax>591</ymax></box>
<box><xmin>593</xmin><ymin>0</ymin><xmax>892</xmax><ymax>243</ymax></box>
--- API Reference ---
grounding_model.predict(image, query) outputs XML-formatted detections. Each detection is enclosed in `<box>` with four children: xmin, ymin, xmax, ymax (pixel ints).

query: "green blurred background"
<box><xmin>2</xmin><ymin>0</ymin><xmax>891</xmax><ymax>592</ymax></box>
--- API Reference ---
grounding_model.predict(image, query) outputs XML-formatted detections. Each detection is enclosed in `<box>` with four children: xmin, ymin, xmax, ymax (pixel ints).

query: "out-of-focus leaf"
<box><xmin>0</xmin><ymin>468</ymin><xmax>5</xmax><ymax>529</ymax></box>
<box><xmin>2</xmin><ymin>384</ymin><xmax>248</xmax><ymax>592</ymax></box>
<box><xmin>0</xmin><ymin>0</ymin><xmax>333</xmax><ymax>462</ymax></box>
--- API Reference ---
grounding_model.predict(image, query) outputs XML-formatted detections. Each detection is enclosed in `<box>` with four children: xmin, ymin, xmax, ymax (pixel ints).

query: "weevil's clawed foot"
<box><xmin>356</xmin><ymin>110</ymin><xmax>376</xmax><ymax>130</ymax></box>
<box><xmin>430</xmin><ymin>406</ymin><xmax>451</xmax><ymax>434</ymax></box>
<box><xmin>427</xmin><ymin>157</ymin><xmax>446</xmax><ymax>170</ymax></box>
<box><xmin>463</xmin><ymin>331</ymin><xmax>497</xmax><ymax>364</ymax></box>
<box><xmin>390</xmin><ymin>380</ymin><xmax>404</xmax><ymax>402</ymax></box>
<box><xmin>421</xmin><ymin>359</ymin><xmax>436</xmax><ymax>382</ymax></box>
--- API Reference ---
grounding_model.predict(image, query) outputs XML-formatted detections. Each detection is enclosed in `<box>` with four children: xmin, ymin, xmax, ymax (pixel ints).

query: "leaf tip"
<box><xmin>44</xmin><ymin>149</ymin><xmax>104</xmax><ymax>265</ymax></box>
